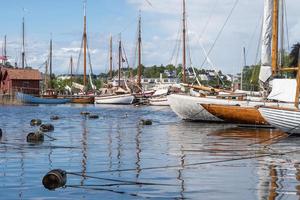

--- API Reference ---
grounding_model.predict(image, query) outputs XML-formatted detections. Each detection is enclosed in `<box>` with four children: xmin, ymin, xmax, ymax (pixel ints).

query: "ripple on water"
<box><xmin>1</xmin><ymin>104</ymin><xmax>300</xmax><ymax>199</ymax></box>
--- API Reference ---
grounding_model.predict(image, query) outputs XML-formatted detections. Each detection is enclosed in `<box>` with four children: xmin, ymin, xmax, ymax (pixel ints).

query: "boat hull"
<box><xmin>259</xmin><ymin>107</ymin><xmax>300</xmax><ymax>134</ymax></box>
<box><xmin>70</xmin><ymin>96</ymin><xmax>94</xmax><ymax>104</ymax></box>
<box><xmin>16</xmin><ymin>92</ymin><xmax>70</xmax><ymax>104</ymax></box>
<box><xmin>167</xmin><ymin>94</ymin><xmax>222</xmax><ymax>121</ymax></box>
<box><xmin>202</xmin><ymin>104</ymin><xmax>268</xmax><ymax>125</ymax></box>
<box><xmin>149</xmin><ymin>97</ymin><xmax>169</xmax><ymax>106</ymax></box>
<box><xmin>95</xmin><ymin>94</ymin><xmax>135</xmax><ymax>105</ymax></box>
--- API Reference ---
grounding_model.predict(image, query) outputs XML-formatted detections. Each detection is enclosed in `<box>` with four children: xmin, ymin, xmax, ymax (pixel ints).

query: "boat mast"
<box><xmin>271</xmin><ymin>0</ymin><xmax>279</xmax><ymax>75</ymax></box>
<box><xmin>4</xmin><ymin>35</ymin><xmax>6</xmax><ymax>62</ymax></box>
<box><xmin>109</xmin><ymin>35</ymin><xmax>113</xmax><ymax>80</ymax></box>
<box><xmin>137</xmin><ymin>11</ymin><xmax>142</xmax><ymax>88</ymax></box>
<box><xmin>279</xmin><ymin>0</ymin><xmax>285</xmax><ymax>68</ymax></box>
<box><xmin>295</xmin><ymin>51</ymin><xmax>300</xmax><ymax>108</ymax></box>
<box><xmin>182</xmin><ymin>0</ymin><xmax>187</xmax><ymax>83</ymax></box>
<box><xmin>22</xmin><ymin>17</ymin><xmax>25</xmax><ymax>69</ymax></box>
<box><xmin>83</xmin><ymin>0</ymin><xmax>87</xmax><ymax>87</ymax></box>
<box><xmin>118</xmin><ymin>36</ymin><xmax>122</xmax><ymax>88</ymax></box>
<box><xmin>70</xmin><ymin>56</ymin><xmax>73</xmax><ymax>84</ymax></box>
<box><xmin>49</xmin><ymin>37</ymin><xmax>53</xmax><ymax>89</ymax></box>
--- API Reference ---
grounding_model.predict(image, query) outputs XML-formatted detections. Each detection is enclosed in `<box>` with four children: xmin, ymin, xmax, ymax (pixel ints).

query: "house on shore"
<box><xmin>0</xmin><ymin>67</ymin><xmax>42</xmax><ymax>95</ymax></box>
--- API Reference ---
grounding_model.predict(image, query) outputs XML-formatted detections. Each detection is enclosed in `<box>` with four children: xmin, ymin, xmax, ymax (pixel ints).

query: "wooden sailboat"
<box><xmin>201</xmin><ymin>0</ymin><xmax>297</xmax><ymax>125</ymax></box>
<box><xmin>259</xmin><ymin>50</ymin><xmax>300</xmax><ymax>134</ymax></box>
<box><xmin>69</xmin><ymin>1</ymin><xmax>94</xmax><ymax>104</ymax></box>
<box><xmin>169</xmin><ymin>0</ymin><xmax>295</xmax><ymax>122</ymax></box>
<box><xmin>95</xmin><ymin>36</ymin><xmax>135</xmax><ymax>105</ymax></box>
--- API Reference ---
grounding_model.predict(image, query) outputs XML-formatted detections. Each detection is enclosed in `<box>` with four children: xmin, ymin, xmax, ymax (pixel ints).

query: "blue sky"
<box><xmin>0</xmin><ymin>0</ymin><xmax>299</xmax><ymax>75</ymax></box>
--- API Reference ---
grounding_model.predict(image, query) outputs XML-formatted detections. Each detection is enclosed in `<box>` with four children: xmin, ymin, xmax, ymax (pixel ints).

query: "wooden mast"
<box><xmin>118</xmin><ymin>36</ymin><xmax>122</xmax><ymax>88</ymax></box>
<box><xmin>49</xmin><ymin>37</ymin><xmax>53</xmax><ymax>89</ymax></box>
<box><xmin>294</xmin><ymin>51</ymin><xmax>300</xmax><ymax>108</ymax></box>
<box><xmin>4</xmin><ymin>35</ymin><xmax>6</xmax><ymax>61</ymax></box>
<box><xmin>22</xmin><ymin>17</ymin><xmax>25</xmax><ymax>69</ymax></box>
<box><xmin>109</xmin><ymin>35</ymin><xmax>113</xmax><ymax>80</ymax></box>
<box><xmin>182</xmin><ymin>0</ymin><xmax>187</xmax><ymax>83</ymax></box>
<box><xmin>137</xmin><ymin>12</ymin><xmax>142</xmax><ymax>88</ymax></box>
<box><xmin>83</xmin><ymin>1</ymin><xmax>87</xmax><ymax>87</ymax></box>
<box><xmin>70</xmin><ymin>56</ymin><xmax>73</xmax><ymax>84</ymax></box>
<box><xmin>271</xmin><ymin>0</ymin><xmax>279</xmax><ymax>75</ymax></box>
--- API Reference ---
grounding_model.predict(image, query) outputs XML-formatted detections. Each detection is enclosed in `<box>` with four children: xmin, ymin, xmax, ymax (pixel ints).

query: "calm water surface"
<box><xmin>1</xmin><ymin>104</ymin><xmax>300</xmax><ymax>200</ymax></box>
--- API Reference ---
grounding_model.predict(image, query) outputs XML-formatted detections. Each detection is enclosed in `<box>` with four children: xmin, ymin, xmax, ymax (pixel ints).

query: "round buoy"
<box><xmin>30</xmin><ymin>119</ymin><xmax>42</xmax><ymax>126</ymax></box>
<box><xmin>50</xmin><ymin>116</ymin><xmax>60</xmax><ymax>120</ymax></box>
<box><xmin>42</xmin><ymin>169</ymin><xmax>67</xmax><ymax>190</ymax></box>
<box><xmin>80</xmin><ymin>111</ymin><xmax>90</xmax><ymax>116</ymax></box>
<box><xmin>140</xmin><ymin>119</ymin><xmax>153</xmax><ymax>125</ymax></box>
<box><xmin>27</xmin><ymin>131</ymin><xmax>44</xmax><ymax>143</ymax></box>
<box><xmin>40</xmin><ymin>124</ymin><xmax>54</xmax><ymax>132</ymax></box>
<box><xmin>88</xmin><ymin>114</ymin><xmax>99</xmax><ymax>119</ymax></box>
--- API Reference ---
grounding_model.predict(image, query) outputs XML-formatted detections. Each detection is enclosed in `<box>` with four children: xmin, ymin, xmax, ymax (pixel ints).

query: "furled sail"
<box><xmin>259</xmin><ymin>0</ymin><xmax>273</xmax><ymax>83</ymax></box>
<box><xmin>268</xmin><ymin>79</ymin><xmax>297</xmax><ymax>102</ymax></box>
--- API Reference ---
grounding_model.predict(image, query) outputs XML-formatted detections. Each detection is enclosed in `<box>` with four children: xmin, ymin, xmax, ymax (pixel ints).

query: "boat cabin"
<box><xmin>0</xmin><ymin>67</ymin><xmax>42</xmax><ymax>95</ymax></box>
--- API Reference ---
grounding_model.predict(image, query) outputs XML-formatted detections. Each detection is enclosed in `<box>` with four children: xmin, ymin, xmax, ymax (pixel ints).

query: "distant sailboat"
<box><xmin>95</xmin><ymin>36</ymin><xmax>135</xmax><ymax>105</ymax></box>
<box><xmin>69</xmin><ymin>1</ymin><xmax>94</xmax><ymax>104</ymax></box>
<box><xmin>16</xmin><ymin>19</ymin><xmax>70</xmax><ymax>104</ymax></box>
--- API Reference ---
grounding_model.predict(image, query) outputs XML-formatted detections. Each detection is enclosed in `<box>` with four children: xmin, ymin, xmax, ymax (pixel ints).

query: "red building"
<box><xmin>0</xmin><ymin>67</ymin><xmax>42</xmax><ymax>95</ymax></box>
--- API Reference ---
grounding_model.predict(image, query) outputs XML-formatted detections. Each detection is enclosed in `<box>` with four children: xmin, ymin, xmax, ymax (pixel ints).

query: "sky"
<box><xmin>0</xmin><ymin>0</ymin><xmax>299</xmax><ymax>75</ymax></box>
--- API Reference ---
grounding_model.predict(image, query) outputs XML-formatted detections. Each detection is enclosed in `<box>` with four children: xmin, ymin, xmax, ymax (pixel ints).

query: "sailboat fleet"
<box><xmin>3</xmin><ymin>0</ymin><xmax>300</xmax><ymax>135</ymax></box>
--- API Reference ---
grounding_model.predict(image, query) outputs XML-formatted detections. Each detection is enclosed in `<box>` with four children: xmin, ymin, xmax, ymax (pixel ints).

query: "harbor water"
<box><xmin>1</xmin><ymin>105</ymin><xmax>300</xmax><ymax>199</ymax></box>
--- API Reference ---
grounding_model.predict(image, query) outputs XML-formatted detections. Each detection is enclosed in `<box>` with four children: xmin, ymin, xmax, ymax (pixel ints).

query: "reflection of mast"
<box><xmin>80</xmin><ymin>119</ymin><xmax>88</xmax><ymax>186</ymax></box>
<box><xmin>83</xmin><ymin>1</ymin><xmax>87</xmax><ymax>87</ymax></box>
<box><xmin>177</xmin><ymin>145</ymin><xmax>185</xmax><ymax>199</ymax></box>
<box><xmin>182</xmin><ymin>0</ymin><xmax>187</xmax><ymax>83</ymax></box>
<box><xmin>271</xmin><ymin>0</ymin><xmax>279</xmax><ymax>75</ymax></box>
<box><xmin>137</xmin><ymin>12</ymin><xmax>142</xmax><ymax>88</ymax></box>
<box><xmin>135</xmin><ymin>126</ymin><xmax>142</xmax><ymax>179</ymax></box>
<box><xmin>268</xmin><ymin>165</ymin><xmax>278</xmax><ymax>200</ymax></box>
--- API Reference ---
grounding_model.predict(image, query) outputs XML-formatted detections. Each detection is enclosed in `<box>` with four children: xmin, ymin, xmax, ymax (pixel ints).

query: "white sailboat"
<box><xmin>95</xmin><ymin>36</ymin><xmax>135</xmax><ymax>105</ymax></box>
<box><xmin>168</xmin><ymin>0</ymin><xmax>295</xmax><ymax>122</ymax></box>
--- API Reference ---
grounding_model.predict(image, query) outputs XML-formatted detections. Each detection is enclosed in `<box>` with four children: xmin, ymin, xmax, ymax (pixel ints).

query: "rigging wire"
<box><xmin>284</xmin><ymin>0</ymin><xmax>290</xmax><ymax>50</ymax></box>
<box><xmin>199</xmin><ymin>0</ymin><xmax>240</xmax><ymax>69</ymax></box>
<box><xmin>198</xmin><ymin>0</ymin><xmax>219</xmax><ymax>39</ymax></box>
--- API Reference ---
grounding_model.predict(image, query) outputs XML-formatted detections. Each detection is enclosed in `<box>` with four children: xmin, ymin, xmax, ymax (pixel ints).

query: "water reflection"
<box><xmin>2</xmin><ymin>105</ymin><xmax>300</xmax><ymax>199</ymax></box>
<box><xmin>80</xmin><ymin>118</ymin><xmax>88</xmax><ymax>186</ymax></box>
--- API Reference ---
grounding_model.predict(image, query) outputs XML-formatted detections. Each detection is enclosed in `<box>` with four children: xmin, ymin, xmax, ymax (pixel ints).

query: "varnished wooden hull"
<box><xmin>201</xmin><ymin>104</ymin><xmax>269</xmax><ymax>125</ymax></box>
<box><xmin>70</xmin><ymin>97</ymin><xmax>94</xmax><ymax>104</ymax></box>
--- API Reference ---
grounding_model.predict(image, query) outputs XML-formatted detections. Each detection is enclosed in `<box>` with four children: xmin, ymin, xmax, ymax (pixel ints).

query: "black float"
<box><xmin>50</xmin><ymin>116</ymin><xmax>60</xmax><ymax>120</ymax></box>
<box><xmin>42</xmin><ymin>169</ymin><xmax>67</xmax><ymax>190</ymax></box>
<box><xmin>30</xmin><ymin>119</ymin><xmax>42</xmax><ymax>126</ymax></box>
<box><xmin>27</xmin><ymin>131</ymin><xmax>44</xmax><ymax>143</ymax></box>
<box><xmin>140</xmin><ymin>119</ymin><xmax>153</xmax><ymax>125</ymax></box>
<box><xmin>88</xmin><ymin>114</ymin><xmax>99</xmax><ymax>119</ymax></box>
<box><xmin>40</xmin><ymin>124</ymin><xmax>54</xmax><ymax>132</ymax></box>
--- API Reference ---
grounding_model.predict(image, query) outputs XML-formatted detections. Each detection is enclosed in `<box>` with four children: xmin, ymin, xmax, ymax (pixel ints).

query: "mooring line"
<box><xmin>70</xmin><ymin>151</ymin><xmax>300</xmax><ymax>175</ymax></box>
<box><xmin>67</xmin><ymin>185</ymin><xmax>150</xmax><ymax>199</ymax></box>
<box><xmin>67</xmin><ymin>172</ymin><xmax>176</xmax><ymax>186</ymax></box>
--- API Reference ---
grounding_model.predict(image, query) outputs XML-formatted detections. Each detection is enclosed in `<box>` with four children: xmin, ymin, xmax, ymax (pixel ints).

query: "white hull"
<box><xmin>168</xmin><ymin>94</ymin><xmax>222</xmax><ymax>121</ymax></box>
<box><xmin>259</xmin><ymin>107</ymin><xmax>300</xmax><ymax>134</ymax></box>
<box><xmin>168</xmin><ymin>94</ymin><xmax>295</xmax><ymax>122</ymax></box>
<box><xmin>149</xmin><ymin>97</ymin><xmax>169</xmax><ymax>106</ymax></box>
<box><xmin>95</xmin><ymin>94</ymin><xmax>135</xmax><ymax>105</ymax></box>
